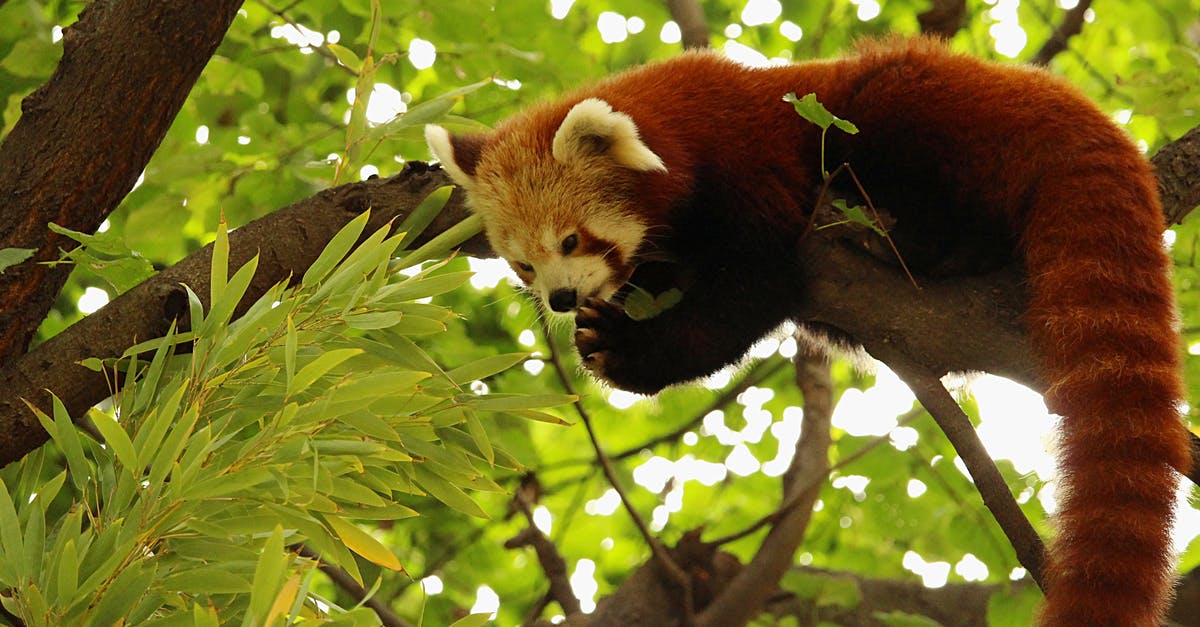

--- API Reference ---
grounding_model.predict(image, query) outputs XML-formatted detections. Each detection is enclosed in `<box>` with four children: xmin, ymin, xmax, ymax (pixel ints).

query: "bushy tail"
<box><xmin>1022</xmin><ymin>146</ymin><xmax>1191</xmax><ymax>626</ymax></box>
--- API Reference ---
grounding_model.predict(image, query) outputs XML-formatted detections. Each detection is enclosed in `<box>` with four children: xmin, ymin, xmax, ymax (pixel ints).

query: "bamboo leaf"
<box><xmin>324</xmin><ymin>514</ymin><xmax>404</xmax><ymax>572</ymax></box>
<box><xmin>303</xmin><ymin>210</ymin><xmax>370</xmax><ymax>286</ymax></box>
<box><xmin>0</xmin><ymin>478</ymin><xmax>25</xmax><ymax>578</ymax></box>
<box><xmin>88</xmin><ymin>409</ymin><xmax>138</xmax><ymax>473</ymax></box>
<box><xmin>247</xmin><ymin>525</ymin><xmax>288</xmax><ymax>627</ymax></box>
<box><xmin>449</xmin><ymin>613</ymin><xmax>494</xmax><ymax>627</ymax></box>
<box><xmin>395</xmin><ymin>214</ymin><xmax>482</xmax><ymax>268</ymax></box>
<box><xmin>50</xmin><ymin>396</ymin><xmax>90</xmax><ymax>492</ymax></box>
<box><xmin>445</xmin><ymin>353</ymin><xmax>529</xmax><ymax>385</ymax></box>
<box><xmin>87</xmin><ymin>561</ymin><xmax>157</xmax><ymax>627</ymax></box>
<box><xmin>210</xmin><ymin>213</ymin><xmax>229</xmax><ymax>302</ymax></box>
<box><xmin>412</xmin><ymin>465</ymin><xmax>489</xmax><ymax>519</ymax></box>
<box><xmin>467</xmin><ymin>393</ymin><xmax>577</xmax><ymax>411</ymax></box>
<box><xmin>396</xmin><ymin>185</ymin><xmax>453</xmax><ymax>249</ymax></box>
<box><xmin>287</xmin><ymin>348</ymin><xmax>363</xmax><ymax>397</ymax></box>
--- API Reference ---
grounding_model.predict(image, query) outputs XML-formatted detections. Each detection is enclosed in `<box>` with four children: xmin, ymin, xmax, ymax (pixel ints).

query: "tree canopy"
<box><xmin>0</xmin><ymin>0</ymin><xmax>1198</xmax><ymax>625</ymax></box>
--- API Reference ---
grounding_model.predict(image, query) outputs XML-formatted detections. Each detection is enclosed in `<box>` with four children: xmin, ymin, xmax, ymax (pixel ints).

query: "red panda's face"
<box><xmin>487</xmin><ymin>217</ymin><xmax>645</xmax><ymax>313</ymax></box>
<box><xmin>426</xmin><ymin>98</ymin><xmax>667</xmax><ymax>313</ymax></box>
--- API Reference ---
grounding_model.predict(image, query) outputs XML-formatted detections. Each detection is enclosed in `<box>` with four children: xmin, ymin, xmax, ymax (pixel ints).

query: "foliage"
<box><xmin>0</xmin><ymin>212</ymin><xmax>570</xmax><ymax>624</ymax></box>
<box><xmin>1</xmin><ymin>0</ymin><xmax>1198</xmax><ymax>625</ymax></box>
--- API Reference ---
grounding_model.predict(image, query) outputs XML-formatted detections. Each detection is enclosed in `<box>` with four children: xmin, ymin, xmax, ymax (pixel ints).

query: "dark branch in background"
<box><xmin>504</xmin><ymin>480</ymin><xmax>582</xmax><ymax>617</ymax></box>
<box><xmin>665</xmin><ymin>0</ymin><xmax>710</xmax><ymax>50</ymax></box>
<box><xmin>917</xmin><ymin>0</ymin><xmax>967</xmax><ymax>38</ymax></box>
<box><xmin>881</xmin><ymin>355</ymin><xmax>1046</xmax><ymax>588</ymax></box>
<box><xmin>293</xmin><ymin>544</ymin><xmax>412</xmax><ymax>627</ymax></box>
<box><xmin>1031</xmin><ymin>0</ymin><xmax>1094</xmax><ymax>66</ymax></box>
<box><xmin>0</xmin><ymin>0</ymin><xmax>245</xmax><ymax>367</ymax></box>
<box><xmin>538</xmin><ymin>317</ymin><xmax>696</xmax><ymax>622</ymax></box>
<box><xmin>696</xmin><ymin>348</ymin><xmax>834</xmax><ymax>626</ymax></box>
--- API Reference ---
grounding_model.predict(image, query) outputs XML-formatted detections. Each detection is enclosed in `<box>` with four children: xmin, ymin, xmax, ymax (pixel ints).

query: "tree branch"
<box><xmin>665</xmin><ymin>0</ymin><xmax>709</xmax><ymax>50</ymax></box>
<box><xmin>1032</xmin><ymin>0</ymin><xmax>1094</xmax><ymax>66</ymax></box>
<box><xmin>917</xmin><ymin>0</ymin><xmax>967</xmax><ymax>38</ymax></box>
<box><xmin>505</xmin><ymin>479</ymin><xmax>582</xmax><ymax>617</ymax></box>
<box><xmin>0</xmin><ymin>0</ymin><xmax>245</xmax><ymax>366</ymax></box>
<box><xmin>0</xmin><ymin>163</ymin><xmax>487</xmax><ymax>467</ymax></box>
<box><xmin>881</xmin><ymin>355</ymin><xmax>1046</xmax><ymax>588</ymax></box>
<box><xmin>697</xmin><ymin>348</ymin><xmax>833</xmax><ymax>626</ymax></box>
<box><xmin>294</xmin><ymin>544</ymin><xmax>412</xmax><ymax>627</ymax></box>
<box><xmin>539</xmin><ymin>317</ymin><xmax>696</xmax><ymax>622</ymax></box>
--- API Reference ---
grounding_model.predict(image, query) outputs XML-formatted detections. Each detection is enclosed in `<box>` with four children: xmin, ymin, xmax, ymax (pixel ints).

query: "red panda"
<box><xmin>425</xmin><ymin>37</ymin><xmax>1190</xmax><ymax>626</ymax></box>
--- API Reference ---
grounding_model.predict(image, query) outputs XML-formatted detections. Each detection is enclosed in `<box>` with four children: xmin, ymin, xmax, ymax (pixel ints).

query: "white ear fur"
<box><xmin>424</xmin><ymin>124</ymin><xmax>474</xmax><ymax>186</ymax></box>
<box><xmin>552</xmin><ymin>98</ymin><xmax>667</xmax><ymax>172</ymax></box>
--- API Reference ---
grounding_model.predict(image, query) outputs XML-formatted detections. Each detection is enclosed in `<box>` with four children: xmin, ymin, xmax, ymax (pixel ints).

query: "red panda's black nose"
<box><xmin>548</xmin><ymin>289</ymin><xmax>578</xmax><ymax>312</ymax></box>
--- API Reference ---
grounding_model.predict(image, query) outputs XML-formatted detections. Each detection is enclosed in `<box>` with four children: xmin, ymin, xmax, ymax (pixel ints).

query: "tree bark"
<box><xmin>0</xmin><ymin>0</ymin><xmax>245</xmax><ymax>367</ymax></box>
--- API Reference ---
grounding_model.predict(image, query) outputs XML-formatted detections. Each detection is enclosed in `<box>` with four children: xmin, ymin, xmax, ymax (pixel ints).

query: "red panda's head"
<box><xmin>426</xmin><ymin>98</ymin><xmax>667</xmax><ymax>313</ymax></box>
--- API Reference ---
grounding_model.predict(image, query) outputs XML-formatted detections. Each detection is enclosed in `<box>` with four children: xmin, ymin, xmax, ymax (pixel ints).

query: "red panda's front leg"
<box><xmin>573</xmin><ymin>287</ymin><xmax>791</xmax><ymax>394</ymax></box>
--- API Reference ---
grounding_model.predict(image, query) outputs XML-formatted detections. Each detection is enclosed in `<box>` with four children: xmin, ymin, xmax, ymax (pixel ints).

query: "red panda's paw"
<box><xmin>574</xmin><ymin>298</ymin><xmax>664</xmax><ymax>395</ymax></box>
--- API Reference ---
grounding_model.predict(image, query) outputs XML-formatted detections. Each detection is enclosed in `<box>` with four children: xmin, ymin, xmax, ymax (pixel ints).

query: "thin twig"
<box><xmin>538</xmin><ymin>317</ymin><xmax>696</xmax><ymax>624</ymax></box>
<box><xmin>294</xmin><ymin>543</ymin><xmax>412</xmax><ymax>627</ymax></box>
<box><xmin>843</xmin><ymin>163</ymin><xmax>920</xmax><ymax>289</ymax></box>
<box><xmin>708</xmin><ymin>406</ymin><xmax>924</xmax><ymax>547</ymax></box>
<box><xmin>537</xmin><ymin>355</ymin><xmax>790</xmax><ymax>472</ymax></box>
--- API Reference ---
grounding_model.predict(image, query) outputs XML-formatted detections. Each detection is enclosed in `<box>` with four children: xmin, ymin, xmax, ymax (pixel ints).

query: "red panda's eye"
<box><xmin>516</xmin><ymin>261</ymin><xmax>534</xmax><ymax>273</ymax></box>
<box><xmin>562</xmin><ymin>233</ymin><xmax>579</xmax><ymax>255</ymax></box>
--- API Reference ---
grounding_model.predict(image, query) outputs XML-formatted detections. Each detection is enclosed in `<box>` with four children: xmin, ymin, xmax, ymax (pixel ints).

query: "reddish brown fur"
<box><xmin>434</xmin><ymin>38</ymin><xmax>1190</xmax><ymax>624</ymax></box>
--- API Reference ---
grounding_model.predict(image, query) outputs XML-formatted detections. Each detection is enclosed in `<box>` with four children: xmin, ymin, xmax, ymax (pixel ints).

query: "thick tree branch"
<box><xmin>0</xmin><ymin>0</ymin><xmax>245</xmax><ymax>366</ymax></box>
<box><xmin>1157</xmin><ymin>124</ymin><xmax>1200</xmax><ymax>225</ymax></box>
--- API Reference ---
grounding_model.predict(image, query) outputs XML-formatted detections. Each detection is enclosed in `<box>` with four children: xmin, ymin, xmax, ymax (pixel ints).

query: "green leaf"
<box><xmin>287</xmin><ymin>348</ymin><xmax>363</xmax><ymax>397</ymax></box>
<box><xmin>412</xmin><ymin>465</ymin><xmax>489</xmax><ymax>519</ymax></box>
<box><xmin>464</xmin><ymin>408</ymin><xmax>494</xmax><ymax>465</ymax></box>
<box><xmin>831</xmin><ymin>199</ymin><xmax>887</xmax><ymax>237</ymax></box>
<box><xmin>449</xmin><ymin>613</ymin><xmax>494</xmax><ymax>627</ymax></box>
<box><xmin>303</xmin><ymin>211</ymin><xmax>371</xmax><ymax>286</ymax></box>
<box><xmin>87</xmin><ymin>562</ymin><xmax>158</xmax><ymax>627</ymax></box>
<box><xmin>327</xmin><ymin>43</ymin><xmax>361</xmax><ymax>72</ymax></box>
<box><xmin>88</xmin><ymin>409</ymin><xmax>138</xmax><ymax>473</ymax></box>
<box><xmin>0</xmin><ymin>247</ymin><xmax>34</xmax><ymax>273</ymax></box>
<box><xmin>445</xmin><ymin>353</ymin><xmax>529</xmax><ymax>385</ymax></box>
<box><xmin>396</xmin><ymin>185</ymin><xmax>454</xmax><ymax>249</ymax></box>
<box><xmin>163</xmin><ymin>567</ymin><xmax>252</xmax><ymax>595</ymax></box>
<box><xmin>395</xmin><ymin>214</ymin><xmax>483</xmax><ymax>268</ymax></box>
<box><xmin>324</xmin><ymin>514</ymin><xmax>404</xmax><ymax>572</ymax></box>
<box><xmin>0</xmin><ymin>478</ymin><xmax>25</xmax><ymax>577</ymax></box>
<box><xmin>468</xmin><ymin>393</ymin><xmax>577</xmax><ymax>411</ymax></box>
<box><xmin>247</xmin><ymin>526</ymin><xmax>288</xmax><ymax>627</ymax></box>
<box><xmin>50</xmin><ymin>396</ymin><xmax>90</xmax><ymax>492</ymax></box>
<box><xmin>210</xmin><ymin>214</ymin><xmax>230</xmax><ymax>303</ymax></box>
<box><xmin>784</xmin><ymin>92</ymin><xmax>857</xmax><ymax>134</ymax></box>
<box><xmin>624</xmin><ymin>286</ymin><xmax>683</xmax><ymax>321</ymax></box>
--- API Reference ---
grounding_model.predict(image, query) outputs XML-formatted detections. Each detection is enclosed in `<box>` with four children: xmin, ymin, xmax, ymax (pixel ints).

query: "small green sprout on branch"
<box><xmin>785</xmin><ymin>92</ymin><xmax>918</xmax><ymax>288</ymax></box>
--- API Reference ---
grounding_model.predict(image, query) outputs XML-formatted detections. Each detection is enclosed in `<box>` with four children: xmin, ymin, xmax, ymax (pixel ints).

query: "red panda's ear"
<box><xmin>552</xmin><ymin>98</ymin><xmax>667</xmax><ymax>173</ymax></box>
<box><xmin>425</xmin><ymin>125</ymin><xmax>486</xmax><ymax>187</ymax></box>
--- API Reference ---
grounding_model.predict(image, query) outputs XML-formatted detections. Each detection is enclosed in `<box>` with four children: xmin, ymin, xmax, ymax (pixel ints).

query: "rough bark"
<box><xmin>0</xmin><ymin>0</ymin><xmax>245</xmax><ymax>367</ymax></box>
